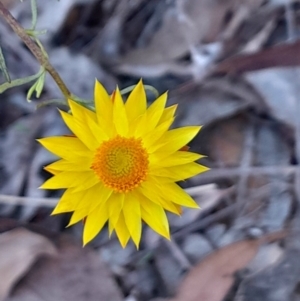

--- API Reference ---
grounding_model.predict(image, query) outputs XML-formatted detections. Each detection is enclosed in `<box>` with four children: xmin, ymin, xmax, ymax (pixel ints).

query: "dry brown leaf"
<box><xmin>216</xmin><ymin>40</ymin><xmax>300</xmax><ymax>74</ymax></box>
<box><xmin>204</xmin><ymin>115</ymin><xmax>248</xmax><ymax>167</ymax></box>
<box><xmin>0</xmin><ymin>0</ymin><xmax>18</xmax><ymax>8</ymax></box>
<box><xmin>5</xmin><ymin>234</ymin><xmax>123</xmax><ymax>301</ymax></box>
<box><xmin>0</xmin><ymin>228</ymin><xmax>57</xmax><ymax>301</ymax></box>
<box><xmin>170</xmin><ymin>232</ymin><xmax>286</xmax><ymax>301</ymax></box>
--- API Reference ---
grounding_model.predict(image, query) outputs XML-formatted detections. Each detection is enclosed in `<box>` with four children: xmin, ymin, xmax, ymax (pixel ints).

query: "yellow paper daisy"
<box><xmin>38</xmin><ymin>80</ymin><xmax>208</xmax><ymax>248</ymax></box>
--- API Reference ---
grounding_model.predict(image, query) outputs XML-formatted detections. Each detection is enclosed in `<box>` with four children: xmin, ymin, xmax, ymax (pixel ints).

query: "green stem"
<box><xmin>121</xmin><ymin>84</ymin><xmax>159</xmax><ymax>98</ymax></box>
<box><xmin>30</xmin><ymin>0</ymin><xmax>37</xmax><ymax>30</ymax></box>
<box><xmin>0</xmin><ymin>2</ymin><xmax>71</xmax><ymax>99</ymax></box>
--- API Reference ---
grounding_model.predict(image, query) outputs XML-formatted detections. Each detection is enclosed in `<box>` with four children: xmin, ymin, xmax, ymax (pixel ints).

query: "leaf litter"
<box><xmin>168</xmin><ymin>232</ymin><xmax>286</xmax><ymax>301</ymax></box>
<box><xmin>0</xmin><ymin>228</ymin><xmax>56</xmax><ymax>301</ymax></box>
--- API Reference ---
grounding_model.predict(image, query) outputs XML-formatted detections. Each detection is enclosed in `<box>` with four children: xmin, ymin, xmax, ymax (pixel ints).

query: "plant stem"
<box><xmin>0</xmin><ymin>2</ymin><xmax>71</xmax><ymax>99</ymax></box>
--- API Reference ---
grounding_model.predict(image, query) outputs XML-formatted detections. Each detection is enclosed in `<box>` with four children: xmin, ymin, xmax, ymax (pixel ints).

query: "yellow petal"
<box><xmin>145</xmin><ymin>92</ymin><xmax>168</xmax><ymax>132</ymax></box>
<box><xmin>84</xmin><ymin>111</ymin><xmax>109</xmax><ymax>144</ymax></box>
<box><xmin>150</xmin><ymin>151</ymin><xmax>203</xmax><ymax>167</ymax></box>
<box><xmin>94</xmin><ymin>80</ymin><xmax>111</xmax><ymax>103</ymax></box>
<box><xmin>67</xmin><ymin>209</ymin><xmax>86</xmax><ymax>227</ymax></box>
<box><xmin>142</xmin><ymin>117</ymin><xmax>174</xmax><ymax>149</ymax></box>
<box><xmin>125</xmin><ymin>79</ymin><xmax>147</xmax><ymax>122</ymax></box>
<box><xmin>44</xmin><ymin>167</ymin><xmax>61</xmax><ymax>175</ymax></box>
<box><xmin>108</xmin><ymin>193</ymin><xmax>124</xmax><ymax>235</ymax></box>
<box><xmin>133</xmin><ymin>112</ymin><xmax>148</xmax><ymax>138</ymax></box>
<box><xmin>59</xmin><ymin>110</ymin><xmax>99</xmax><ymax>150</ymax></box>
<box><xmin>123</xmin><ymin>192</ymin><xmax>142</xmax><ymax>248</ymax></box>
<box><xmin>150</xmin><ymin>162</ymin><xmax>209</xmax><ymax>182</ymax></box>
<box><xmin>159</xmin><ymin>198</ymin><xmax>181</xmax><ymax>215</ymax></box>
<box><xmin>153</xmin><ymin>181</ymin><xmax>199</xmax><ymax>208</ymax></box>
<box><xmin>68</xmin><ymin>99</ymin><xmax>96</xmax><ymax>122</ymax></box>
<box><xmin>114</xmin><ymin>213</ymin><xmax>130</xmax><ymax>248</ymax></box>
<box><xmin>40</xmin><ymin>171</ymin><xmax>94</xmax><ymax>189</ymax></box>
<box><xmin>138</xmin><ymin>181</ymin><xmax>181</xmax><ymax>215</ymax></box>
<box><xmin>83</xmin><ymin>203</ymin><xmax>109</xmax><ymax>245</ymax></box>
<box><xmin>113</xmin><ymin>88</ymin><xmax>129</xmax><ymax>136</ymax></box>
<box><xmin>158</xmin><ymin>105</ymin><xmax>177</xmax><ymax>125</ymax></box>
<box><xmin>76</xmin><ymin>182</ymin><xmax>113</xmax><ymax>210</ymax></box>
<box><xmin>66</xmin><ymin>193</ymin><xmax>92</xmax><ymax>226</ymax></box>
<box><xmin>45</xmin><ymin>159</ymin><xmax>92</xmax><ymax>172</ymax></box>
<box><xmin>94</xmin><ymin>80</ymin><xmax>115</xmax><ymax>137</ymax></box>
<box><xmin>71</xmin><ymin>173</ymin><xmax>100</xmax><ymax>192</ymax></box>
<box><xmin>149</xmin><ymin>126</ymin><xmax>201</xmax><ymax>153</ymax></box>
<box><xmin>75</xmin><ymin>107</ymin><xmax>109</xmax><ymax>144</ymax></box>
<box><xmin>68</xmin><ymin>183</ymin><xmax>112</xmax><ymax>226</ymax></box>
<box><xmin>51</xmin><ymin>188</ymin><xmax>83</xmax><ymax>214</ymax></box>
<box><xmin>38</xmin><ymin>136</ymin><xmax>90</xmax><ymax>161</ymax></box>
<box><xmin>133</xmin><ymin>93</ymin><xmax>167</xmax><ymax>138</ymax></box>
<box><xmin>139</xmin><ymin>193</ymin><xmax>170</xmax><ymax>239</ymax></box>
<box><xmin>59</xmin><ymin>189</ymin><xmax>90</xmax><ymax>219</ymax></box>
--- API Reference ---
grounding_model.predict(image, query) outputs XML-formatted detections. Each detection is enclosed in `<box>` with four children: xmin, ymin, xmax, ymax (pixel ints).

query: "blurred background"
<box><xmin>0</xmin><ymin>0</ymin><xmax>299</xmax><ymax>300</ymax></box>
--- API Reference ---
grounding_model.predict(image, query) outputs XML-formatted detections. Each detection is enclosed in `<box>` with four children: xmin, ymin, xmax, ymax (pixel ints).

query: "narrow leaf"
<box><xmin>0</xmin><ymin>47</ymin><xmax>10</xmax><ymax>83</ymax></box>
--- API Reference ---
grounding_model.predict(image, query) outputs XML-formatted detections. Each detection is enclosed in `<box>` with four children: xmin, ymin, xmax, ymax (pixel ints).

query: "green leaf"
<box><xmin>25</xmin><ymin>68</ymin><xmax>45</xmax><ymax>101</ymax></box>
<box><xmin>0</xmin><ymin>68</ymin><xmax>44</xmax><ymax>94</ymax></box>
<box><xmin>26</xmin><ymin>69</ymin><xmax>46</xmax><ymax>101</ymax></box>
<box><xmin>30</xmin><ymin>0</ymin><xmax>38</xmax><ymax>30</ymax></box>
<box><xmin>0</xmin><ymin>47</ymin><xmax>11</xmax><ymax>83</ymax></box>
<box><xmin>26</xmin><ymin>79</ymin><xmax>38</xmax><ymax>101</ymax></box>
<box><xmin>35</xmin><ymin>71</ymin><xmax>45</xmax><ymax>98</ymax></box>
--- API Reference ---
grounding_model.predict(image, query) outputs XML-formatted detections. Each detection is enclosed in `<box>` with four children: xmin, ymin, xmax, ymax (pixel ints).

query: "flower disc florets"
<box><xmin>91</xmin><ymin>136</ymin><xmax>149</xmax><ymax>193</ymax></box>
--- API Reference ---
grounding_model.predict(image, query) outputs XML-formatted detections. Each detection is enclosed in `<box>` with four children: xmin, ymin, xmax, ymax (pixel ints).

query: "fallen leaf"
<box><xmin>5</xmin><ymin>233</ymin><xmax>123</xmax><ymax>301</ymax></box>
<box><xmin>170</xmin><ymin>232</ymin><xmax>286</xmax><ymax>301</ymax></box>
<box><xmin>201</xmin><ymin>115</ymin><xmax>249</xmax><ymax>167</ymax></box>
<box><xmin>216</xmin><ymin>40</ymin><xmax>300</xmax><ymax>74</ymax></box>
<box><xmin>0</xmin><ymin>0</ymin><xmax>18</xmax><ymax>8</ymax></box>
<box><xmin>0</xmin><ymin>228</ymin><xmax>56</xmax><ymax>301</ymax></box>
<box><xmin>246</xmin><ymin>67</ymin><xmax>300</xmax><ymax>129</ymax></box>
<box><xmin>247</xmin><ymin>243</ymin><xmax>284</xmax><ymax>274</ymax></box>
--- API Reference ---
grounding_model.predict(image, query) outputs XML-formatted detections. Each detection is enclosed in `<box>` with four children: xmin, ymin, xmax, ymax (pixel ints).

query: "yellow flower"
<box><xmin>38</xmin><ymin>80</ymin><xmax>208</xmax><ymax>248</ymax></box>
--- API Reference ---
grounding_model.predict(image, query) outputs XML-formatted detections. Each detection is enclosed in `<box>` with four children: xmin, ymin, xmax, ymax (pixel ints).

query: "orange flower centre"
<box><xmin>91</xmin><ymin>136</ymin><xmax>149</xmax><ymax>193</ymax></box>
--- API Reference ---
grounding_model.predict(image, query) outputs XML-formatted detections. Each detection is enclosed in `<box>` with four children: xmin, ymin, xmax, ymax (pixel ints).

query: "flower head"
<box><xmin>38</xmin><ymin>80</ymin><xmax>208</xmax><ymax>248</ymax></box>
